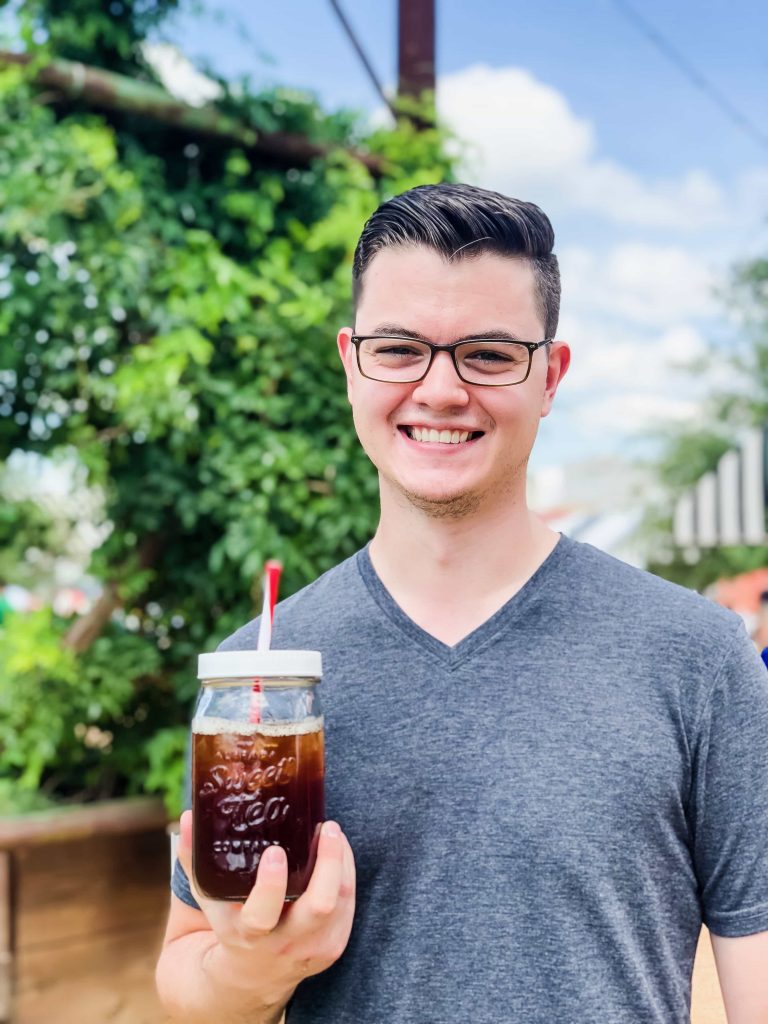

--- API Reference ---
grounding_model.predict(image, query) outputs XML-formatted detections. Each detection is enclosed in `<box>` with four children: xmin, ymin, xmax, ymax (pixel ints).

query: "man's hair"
<box><xmin>352</xmin><ymin>182</ymin><xmax>560</xmax><ymax>338</ymax></box>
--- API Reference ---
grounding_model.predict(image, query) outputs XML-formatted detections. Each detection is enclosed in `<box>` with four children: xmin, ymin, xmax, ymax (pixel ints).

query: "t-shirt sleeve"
<box><xmin>691</xmin><ymin>621</ymin><xmax>768</xmax><ymax>937</ymax></box>
<box><xmin>168</xmin><ymin>700</ymin><xmax>201</xmax><ymax>909</ymax></box>
<box><xmin>171</xmin><ymin>857</ymin><xmax>201</xmax><ymax>909</ymax></box>
<box><xmin>169</xmin><ymin>691</ymin><xmax>201</xmax><ymax>909</ymax></box>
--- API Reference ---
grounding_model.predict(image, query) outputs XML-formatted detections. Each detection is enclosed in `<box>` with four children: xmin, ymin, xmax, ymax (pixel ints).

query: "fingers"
<box><xmin>177</xmin><ymin>811</ymin><xmax>227</xmax><ymax>915</ymax></box>
<box><xmin>282</xmin><ymin>827</ymin><xmax>356</xmax><ymax>970</ymax></box>
<box><xmin>339</xmin><ymin>832</ymin><xmax>356</xmax><ymax>903</ymax></box>
<box><xmin>240</xmin><ymin>845</ymin><xmax>289</xmax><ymax>937</ymax></box>
<box><xmin>175</xmin><ymin>812</ymin><xmax>353</xmax><ymax>948</ymax></box>
<box><xmin>327</xmin><ymin>833</ymin><xmax>357</xmax><ymax>960</ymax></box>
<box><xmin>175</xmin><ymin>810</ymin><xmax>249</xmax><ymax>938</ymax></box>
<box><xmin>294</xmin><ymin>821</ymin><xmax>345</xmax><ymax>921</ymax></box>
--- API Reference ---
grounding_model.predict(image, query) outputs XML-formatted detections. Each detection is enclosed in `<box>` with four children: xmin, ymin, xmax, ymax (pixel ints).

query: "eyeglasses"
<box><xmin>350</xmin><ymin>335</ymin><xmax>553</xmax><ymax>387</ymax></box>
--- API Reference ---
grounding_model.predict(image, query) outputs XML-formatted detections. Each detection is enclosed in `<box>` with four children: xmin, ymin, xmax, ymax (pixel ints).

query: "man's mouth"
<box><xmin>399</xmin><ymin>426</ymin><xmax>484</xmax><ymax>445</ymax></box>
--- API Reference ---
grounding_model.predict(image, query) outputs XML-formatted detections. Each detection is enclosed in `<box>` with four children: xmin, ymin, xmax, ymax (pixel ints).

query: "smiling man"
<box><xmin>157</xmin><ymin>183</ymin><xmax>768</xmax><ymax>1024</ymax></box>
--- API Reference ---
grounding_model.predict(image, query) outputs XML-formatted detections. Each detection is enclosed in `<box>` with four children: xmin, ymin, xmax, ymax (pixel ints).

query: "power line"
<box><xmin>612</xmin><ymin>0</ymin><xmax>768</xmax><ymax>153</ymax></box>
<box><xmin>327</xmin><ymin>0</ymin><xmax>397</xmax><ymax>120</ymax></box>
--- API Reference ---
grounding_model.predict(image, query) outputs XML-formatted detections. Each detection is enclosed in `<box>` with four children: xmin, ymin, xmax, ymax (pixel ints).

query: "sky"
<box><xmin>149</xmin><ymin>0</ymin><xmax>768</xmax><ymax>498</ymax></box>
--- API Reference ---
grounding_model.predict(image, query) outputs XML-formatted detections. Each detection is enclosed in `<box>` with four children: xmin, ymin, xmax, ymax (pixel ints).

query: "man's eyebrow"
<box><xmin>368</xmin><ymin>323</ymin><xmax>530</xmax><ymax>342</ymax></box>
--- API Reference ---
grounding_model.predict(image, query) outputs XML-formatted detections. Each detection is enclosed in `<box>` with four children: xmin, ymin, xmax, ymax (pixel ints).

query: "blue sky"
<box><xmin>154</xmin><ymin>3</ymin><xmax>768</xmax><ymax>485</ymax></box>
<box><xmin>162</xmin><ymin>0</ymin><xmax>767</xmax><ymax>182</ymax></box>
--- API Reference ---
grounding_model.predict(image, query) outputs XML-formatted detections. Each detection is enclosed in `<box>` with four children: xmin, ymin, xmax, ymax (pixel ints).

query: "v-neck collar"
<box><xmin>355</xmin><ymin>533</ymin><xmax>574</xmax><ymax>670</ymax></box>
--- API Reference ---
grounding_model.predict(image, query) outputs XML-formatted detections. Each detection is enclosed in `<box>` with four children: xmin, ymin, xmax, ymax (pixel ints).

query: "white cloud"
<box><xmin>559</xmin><ymin>243</ymin><xmax>720</xmax><ymax>326</ymax></box>
<box><xmin>554</xmin><ymin>315</ymin><xmax>712</xmax><ymax>454</ymax></box>
<box><xmin>441</xmin><ymin>65</ymin><xmax>594</xmax><ymax>179</ymax></box>
<box><xmin>438</xmin><ymin>64</ymin><xmax>728</xmax><ymax>229</ymax></box>
<box><xmin>655</xmin><ymin>324</ymin><xmax>708</xmax><ymax>364</ymax></box>
<box><xmin>578</xmin><ymin>392</ymin><xmax>700</xmax><ymax>435</ymax></box>
<box><xmin>556</xmin><ymin>316</ymin><xmax>641</xmax><ymax>389</ymax></box>
<box><xmin>567</xmin><ymin>164</ymin><xmax>724</xmax><ymax>229</ymax></box>
<box><xmin>557</xmin><ymin>313</ymin><xmax>709</xmax><ymax>400</ymax></box>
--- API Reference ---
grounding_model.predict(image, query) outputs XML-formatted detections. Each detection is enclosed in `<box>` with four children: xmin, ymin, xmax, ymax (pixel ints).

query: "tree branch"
<box><xmin>62</xmin><ymin>580</ymin><xmax>121</xmax><ymax>653</ymax></box>
<box><xmin>61</xmin><ymin>533</ymin><xmax>164</xmax><ymax>653</ymax></box>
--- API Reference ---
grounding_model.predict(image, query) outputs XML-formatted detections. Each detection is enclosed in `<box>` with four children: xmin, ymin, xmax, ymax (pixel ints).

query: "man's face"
<box><xmin>337</xmin><ymin>246</ymin><xmax>570</xmax><ymax>517</ymax></box>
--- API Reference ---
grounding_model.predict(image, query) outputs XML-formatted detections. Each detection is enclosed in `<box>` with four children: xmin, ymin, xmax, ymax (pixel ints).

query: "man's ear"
<box><xmin>337</xmin><ymin>327</ymin><xmax>355</xmax><ymax>402</ymax></box>
<box><xmin>540</xmin><ymin>341</ymin><xmax>570</xmax><ymax>418</ymax></box>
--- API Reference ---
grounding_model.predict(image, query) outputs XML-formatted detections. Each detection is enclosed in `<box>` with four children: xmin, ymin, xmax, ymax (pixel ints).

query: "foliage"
<box><xmin>0</xmin><ymin>496</ymin><xmax>56</xmax><ymax>585</ymax></box>
<box><xmin>646</xmin><ymin>257</ymin><xmax>768</xmax><ymax>589</ymax></box>
<box><xmin>0</xmin><ymin>779</ymin><xmax>55</xmax><ymax>815</ymax></box>
<box><xmin>144</xmin><ymin>724</ymin><xmax>189</xmax><ymax>819</ymax></box>
<box><xmin>0</xmin><ymin>7</ymin><xmax>456</xmax><ymax>813</ymax></box>
<box><xmin>16</xmin><ymin>0</ymin><xmax>183</xmax><ymax>75</ymax></box>
<box><xmin>0</xmin><ymin>608</ymin><xmax>162</xmax><ymax>799</ymax></box>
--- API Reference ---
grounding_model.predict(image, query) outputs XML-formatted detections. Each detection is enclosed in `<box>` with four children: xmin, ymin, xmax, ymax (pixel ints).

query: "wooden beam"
<box><xmin>1</xmin><ymin>51</ymin><xmax>384</xmax><ymax>174</ymax></box>
<box><xmin>0</xmin><ymin>798</ymin><xmax>167</xmax><ymax>850</ymax></box>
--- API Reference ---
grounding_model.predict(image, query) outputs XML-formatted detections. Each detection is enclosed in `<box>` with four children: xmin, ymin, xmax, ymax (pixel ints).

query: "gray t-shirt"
<box><xmin>172</xmin><ymin>535</ymin><xmax>768</xmax><ymax>1023</ymax></box>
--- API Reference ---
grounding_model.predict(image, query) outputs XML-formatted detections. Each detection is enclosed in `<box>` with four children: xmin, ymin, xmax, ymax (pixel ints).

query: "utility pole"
<box><xmin>398</xmin><ymin>0</ymin><xmax>435</xmax><ymax>111</ymax></box>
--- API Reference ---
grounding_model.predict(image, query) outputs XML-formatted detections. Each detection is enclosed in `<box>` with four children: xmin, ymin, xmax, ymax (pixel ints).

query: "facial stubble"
<box><xmin>390</xmin><ymin>448</ymin><xmax>531</xmax><ymax>520</ymax></box>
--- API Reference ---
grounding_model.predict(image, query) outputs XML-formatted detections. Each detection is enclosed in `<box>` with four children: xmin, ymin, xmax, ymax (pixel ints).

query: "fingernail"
<box><xmin>261</xmin><ymin>845</ymin><xmax>283</xmax><ymax>868</ymax></box>
<box><xmin>323</xmin><ymin>821</ymin><xmax>341</xmax><ymax>839</ymax></box>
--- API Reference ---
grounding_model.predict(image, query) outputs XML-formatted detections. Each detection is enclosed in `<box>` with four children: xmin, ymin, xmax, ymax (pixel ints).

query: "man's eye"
<box><xmin>469</xmin><ymin>350</ymin><xmax>512</xmax><ymax>362</ymax></box>
<box><xmin>374</xmin><ymin>345</ymin><xmax>423</xmax><ymax>358</ymax></box>
<box><xmin>465</xmin><ymin>349</ymin><xmax>520</xmax><ymax>364</ymax></box>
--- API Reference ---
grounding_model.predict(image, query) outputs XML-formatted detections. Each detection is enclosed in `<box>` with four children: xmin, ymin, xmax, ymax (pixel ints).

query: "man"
<box><xmin>156</xmin><ymin>183</ymin><xmax>768</xmax><ymax>1023</ymax></box>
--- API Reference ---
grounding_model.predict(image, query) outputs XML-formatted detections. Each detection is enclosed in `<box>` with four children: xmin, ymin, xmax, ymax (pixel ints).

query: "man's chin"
<box><xmin>399</xmin><ymin>486</ymin><xmax>481</xmax><ymax>519</ymax></box>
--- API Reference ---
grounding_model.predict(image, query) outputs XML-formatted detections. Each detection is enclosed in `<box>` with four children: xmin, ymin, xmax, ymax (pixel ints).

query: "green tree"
<box><xmin>0</xmin><ymin>5</ymin><xmax>456</xmax><ymax>813</ymax></box>
<box><xmin>17</xmin><ymin>0</ymin><xmax>182</xmax><ymax>75</ymax></box>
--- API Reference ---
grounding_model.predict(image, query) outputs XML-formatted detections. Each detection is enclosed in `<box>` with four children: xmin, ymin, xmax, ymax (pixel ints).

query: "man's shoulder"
<box><xmin>565</xmin><ymin>538</ymin><xmax>742</xmax><ymax>638</ymax></box>
<box><xmin>217</xmin><ymin>550</ymin><xmax>365</xmax><ymax>652</ymax></box>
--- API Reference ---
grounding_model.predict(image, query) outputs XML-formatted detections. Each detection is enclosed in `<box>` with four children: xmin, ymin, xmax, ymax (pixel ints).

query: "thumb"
<box><xmin>173</xmin><ymin>810</ymin><xmax>249</xmax><ymax>937</ymax></box>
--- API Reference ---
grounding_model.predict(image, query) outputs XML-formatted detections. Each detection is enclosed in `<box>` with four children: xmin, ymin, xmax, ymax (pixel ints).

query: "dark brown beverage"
<box><xmin>192</xmin><ymin>715</ymin><xmax>325</xmax><ymax>901</ymax></box>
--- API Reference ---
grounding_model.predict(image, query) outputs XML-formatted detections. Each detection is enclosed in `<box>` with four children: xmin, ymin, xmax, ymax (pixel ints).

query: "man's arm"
<box><xmin>155</xmin><ymin>812</ymin><xmax>356</xmax><ymax>1024</ymax></box>
<box><xmin>711</xmin><ymin>931</ymin><xmax>768</xmax><ymax>1023</ymax></box>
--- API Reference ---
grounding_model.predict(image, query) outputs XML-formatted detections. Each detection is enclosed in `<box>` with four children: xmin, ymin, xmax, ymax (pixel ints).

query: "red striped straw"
<box><xmin>250</xmin><ymin>560</ymin><xmax>283</xmax><ymax>724</ymax></box>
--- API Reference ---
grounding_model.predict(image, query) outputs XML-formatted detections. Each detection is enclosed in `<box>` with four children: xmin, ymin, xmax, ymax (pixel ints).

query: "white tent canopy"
<box><xmin>673</xmin><ymin>427</ymin><xmax>768</xmax><ymax>548</ymax></box>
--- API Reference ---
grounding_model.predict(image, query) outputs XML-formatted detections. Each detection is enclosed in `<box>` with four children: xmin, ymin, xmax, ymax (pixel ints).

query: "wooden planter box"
<box><xmin>0</xmin><ymin>798</ymin><xmax>172</xmax><ymax>1024</ymax></box>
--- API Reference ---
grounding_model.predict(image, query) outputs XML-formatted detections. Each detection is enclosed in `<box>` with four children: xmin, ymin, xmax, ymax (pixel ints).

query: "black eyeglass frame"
<box><xmin>350</xmin><ymin>335</ymin><xmax>553</xmax><ymax>387</ymax></box>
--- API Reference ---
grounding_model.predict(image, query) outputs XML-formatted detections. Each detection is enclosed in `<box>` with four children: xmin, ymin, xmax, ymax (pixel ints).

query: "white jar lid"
<box><xmin>198</xmin><ymin>649</ymin><xmax>322</xmax><ymax>680</ymax></box>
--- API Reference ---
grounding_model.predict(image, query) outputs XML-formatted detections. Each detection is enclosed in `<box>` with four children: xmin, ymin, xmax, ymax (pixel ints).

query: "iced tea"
<box><xmin>192</xmin><ymin>715</ymin><xmax>325</xmax><ymax>901</ymax></box>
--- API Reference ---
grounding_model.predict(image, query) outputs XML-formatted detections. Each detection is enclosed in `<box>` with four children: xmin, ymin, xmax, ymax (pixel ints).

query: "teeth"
<box><xmin>408</xmin><ymin>427</ymin><xmax>471</xmax><ymax>444</ymax></box>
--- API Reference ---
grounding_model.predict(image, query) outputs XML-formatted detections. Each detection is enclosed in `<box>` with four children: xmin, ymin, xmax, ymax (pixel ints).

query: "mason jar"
<box><xmin>192</xmin><ymin>649</ymin><xmax>324</xmax><ymax>901</ymax></box>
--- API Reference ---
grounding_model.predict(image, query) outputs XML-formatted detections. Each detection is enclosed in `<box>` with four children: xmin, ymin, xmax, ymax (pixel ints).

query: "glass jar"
<box><xmin>192</xmin><ymin>649</ymin><xmax>324</xmax><ymax>901</ymax></box>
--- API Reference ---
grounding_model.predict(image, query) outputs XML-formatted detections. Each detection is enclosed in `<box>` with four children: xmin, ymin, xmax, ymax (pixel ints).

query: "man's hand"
<box><xmin>155</xmin><ymin>812</ymin><xmax>356</xmax><ymax>1024</ymax></box>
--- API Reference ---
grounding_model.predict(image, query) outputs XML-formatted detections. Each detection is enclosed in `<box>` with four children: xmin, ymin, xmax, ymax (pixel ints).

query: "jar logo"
<box><xmin>199</xmin><ymin>755</ymin><xmax>297</xmax><ymax>796</ymax></box>
<box><xmin>219</xmin><ymin>793</ymin><xmax>291</xmax><ymax>831</ymax></box>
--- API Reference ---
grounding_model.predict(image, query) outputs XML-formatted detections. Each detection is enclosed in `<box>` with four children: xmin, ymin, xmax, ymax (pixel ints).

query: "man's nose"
<box><xmin>411</xmin><ymin>350</ymin><xmax>470</xmax><ymax>407</ymax></box>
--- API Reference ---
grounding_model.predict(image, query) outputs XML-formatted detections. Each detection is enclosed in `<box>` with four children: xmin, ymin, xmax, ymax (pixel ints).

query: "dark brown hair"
<box><xmin>352</xmin><ymin>182</ymin><xmax>560</xmax><ymax>337</ymax></box>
